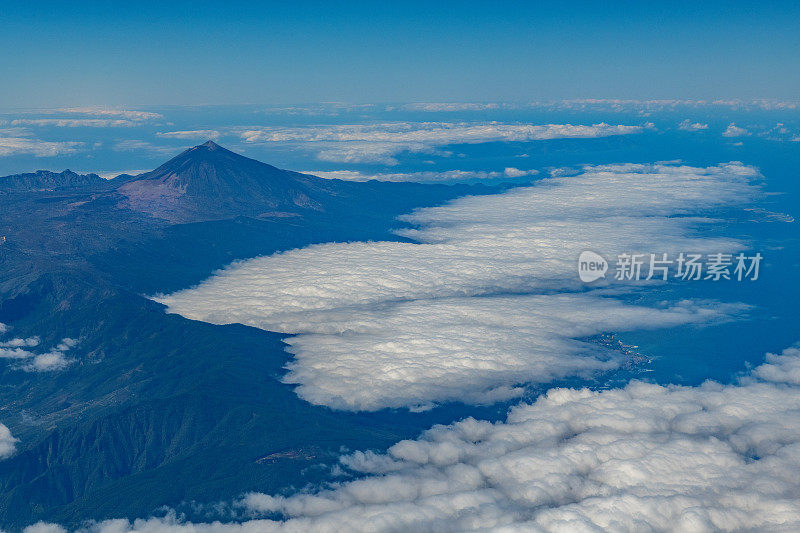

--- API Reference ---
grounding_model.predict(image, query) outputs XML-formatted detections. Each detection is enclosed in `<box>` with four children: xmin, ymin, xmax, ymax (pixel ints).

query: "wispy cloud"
<box><xmin>240</xmin><ymin>121</ymin><xmax>643</xmax><ymax>144</ymax></box>
<box><xmin>112</xmin><ymin>140</ymin><xmax>185</xmax><ymax>157</ymax></box>
<box><xmin>0</xmin><ymin>136</ymin><xmax>81</xmax><ymax>157</ymax></box>
<box><xmin>239</xmin><ymin>122</ymin><xmax>644</xmax><ymax>164</ymax></box>
<box><xmin>394</xmin><ymin>102</ymin><xmax>511</xmax><ymax>112</ymax></box>
<box><xmin>10</xmin><ymin>119</ymin><xmax>142</xmax><ymax>128</ymax></box>
<box><xmin>156</xmin><ymin>162</ymin><xmax>759</xmax><ymax>411</ymax></box>
<box><xmin>537</xmin><ymin>98</ymin><xmax>800</xmax><ymax>113</ymax></box>
<box><xmin>305</xmin><ymin>167</ymin><xmax>537</xmax><ymax>183</ymax></box>
<box><xmin>260</xmin><ymin>103</ymin><xmax>377</xmax><ymax>116</ymax></box>
<box><xmin>31</xmin><ymin>107</ymin><xmax>163</xmax><ymax>121</ymax></box>
<box><xmin>3</xmin><ymin>107</ymin><xmax>163</xmax><ymax>129</ymax></box>
<box><xmin>156</xmin><ymin>130</ymin><xmax>221</xmax><ymax>140</ymax></box>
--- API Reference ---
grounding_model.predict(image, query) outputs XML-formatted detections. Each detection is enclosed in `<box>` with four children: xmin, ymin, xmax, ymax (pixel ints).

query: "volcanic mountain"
<box><xmin>0</xmin><ymin>141</ymin><xmax>504</xmax><ymax>527</ymax></box>
<box><xmin>117</xmin><ymin>141</ymin><xmax>335</xmax><ymax>222</ymax></box>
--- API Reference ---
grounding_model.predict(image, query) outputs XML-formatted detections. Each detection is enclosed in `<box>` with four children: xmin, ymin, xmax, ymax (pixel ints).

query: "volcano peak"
<box><xmin>116</xmin><ymin>142</ymin><xmax>326</xmax><ymax>222</ymax></box>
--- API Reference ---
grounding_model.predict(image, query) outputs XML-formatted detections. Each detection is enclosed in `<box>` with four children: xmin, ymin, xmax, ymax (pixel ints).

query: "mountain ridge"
<box><xmin>0</xmin><ymin>169</ymin><xmax>105</xmax><ymax>192</ymax></box>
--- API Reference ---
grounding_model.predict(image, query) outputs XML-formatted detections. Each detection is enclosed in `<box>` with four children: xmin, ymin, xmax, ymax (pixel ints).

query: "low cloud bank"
<box><xmin>36</xmin><ymin>344</ymin><xmax>800</xmax><ymax>532</ymax></box>
<box><xmin>156</xmin><ymin>162</ymin><xmax>759</xmax><ymax>411</ymax></box>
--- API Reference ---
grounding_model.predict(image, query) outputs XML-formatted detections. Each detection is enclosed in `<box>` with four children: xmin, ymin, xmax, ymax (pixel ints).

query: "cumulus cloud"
<box><xmin>305</xmin><ymin>167</ymin><xmax>537</xmax><ymax>183</ymax></box>
<box><xmin>156</xmin><ymin>162</ymin><xmax>759</xmax><ymax>411</ymax></box>
<box><xmin>22</xmin><ymin>523</ymin><xmax>67</xmax><ymax>533</ymax></box>
<box><xmin>239</xmin><ymin>122</ymin><xmax>644</xmax><ymax>164</ymax></box>
<box><xmin>723</xmin><ymin>123</ymin><xmax>751</xmax><ymax>138</ymax></box>
<box><xmin>0</xmin><ymin>330</ymin><xmax>78</xmax><ymax>372</ymax></box>
<box><xmin>0</xmin><ymin>335</ymin><xmax>40</xmax><ymax>348</ymax></box>
<box><xmin>503</xmin><ymin>167</ymin><xmax>533</xmax><ymax>178</ymax></box>
<box><xmin>678</xmin><ymin>119</ymin><xmax>709</xmax><ymax>131</ymax></box>
<box><xmin>0</xmin><ymin>423</ymin><xmax>17</xmax><ymax>460</ymax></box>
<box><xmin>156</xmin><ymin>130</ymin><xmax>221</xmax><ymax>141</ymax></box>
<box><xmin>51</xmin><ymin>344</ymin><xmax>800</xmax><ymax>532</ymax></box>
<box><xmin>0</xmin><ymin>136</ymin><xmax>81</xmax><ymax>157</ymax></box>
<box><xmin>242</xmin><ymin>346</ymin><xmax>800</xmax><ymax>532</ymax></box>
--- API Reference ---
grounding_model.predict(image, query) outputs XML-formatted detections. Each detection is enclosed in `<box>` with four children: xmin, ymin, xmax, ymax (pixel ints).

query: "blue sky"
<box><xmin>1</xmin><ymin>1</ymin><xmax>799</xmax><ymax>107</ymax></box>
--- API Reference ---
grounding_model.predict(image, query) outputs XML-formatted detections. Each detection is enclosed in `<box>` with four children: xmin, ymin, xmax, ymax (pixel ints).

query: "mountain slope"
<box><xmin>117</xmin><ymin>141</ymin><xmax>335</xmax><ymax>222</ymax></box>
<box><xmin>0</xmin><ymin>142</ymin><xmax>507</xmax><ymax>528</ymax></box>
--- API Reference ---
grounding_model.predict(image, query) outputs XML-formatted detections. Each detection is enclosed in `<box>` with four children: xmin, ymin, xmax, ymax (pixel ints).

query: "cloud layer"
<box><xmin>156</xmin><ymin>162</ymin><xmax>759</xmax><ymax>411</ymax></box>
<box><xmin>41</xmin><ymin>344</ymin><xmax>800</xmax><ymax>532</ymax></box>
<box><xmin>305</xmin><ymin>168</ymin><xmax>537</xmax><ymax>183</ymax></box>
<box><xmin>240</xmin><ymin>345</ymin><xmax>800</xmax><ymax>532</ymax></box>
<box><xmin>239</xmin><ymin>122</ymin><xmax>644</xmax><ymax>164</ymax></box>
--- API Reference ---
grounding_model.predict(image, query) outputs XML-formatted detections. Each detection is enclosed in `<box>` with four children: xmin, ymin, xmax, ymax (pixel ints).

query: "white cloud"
<box><xmin>35</xmin><ymin>107</ymin><xmax>162</xmax><ymax>121</ymax></box>
<box><xmin>0</xmin><ymin>136</ymin><xmax>81</xmax><ymax>157</ymax></box>
<box><xmin>156</xmin><ymin>162</ymin><xmax>759</xmax><ymax>411</ymax></box>
<box><xmin>54</xmin><ymin>344</ymin><xmax>800</xmax><ymax>532</ymax></box>
<box><xmin>238</xmin><ymin>346</ymin><xmax>800</xmax><ymax>533</ymax></box>
<box><xmin>537</xmin><ymin>98</ymin><xmax>800</xmax><ymax>112</ymax></box>
<box><xmin>0</xmin><ymin>423</ymin><xmax>17</xmax><ymax>460</ymax></box>
<box><xmin>305</xmin><ymin>168</ymin><xmax>537</xmax><ymax>183</ymax></box>
<box><xmin>156</xmin><ymin>130</ymin><xmax>221</xmax><ymax>141</ymax></box>
<box><xmin>313</xmin><ymin>142</ymin><xmax>434</xmax><ymax>165</ymax></box>
<box><xmin>240</xmin><ymin>122</ymin><xmax>643</xmax><ymax>144</ymax></box>
<box><xmin>723</xmin><ymin>123</ymin><xmax>750</xmax><ymax>138</ymax></box>
<box><xmin>503</xmin><ymin>167</ymin><xmax>535</xmax><ymax>178</ymax></box>
<box><xmin>2</xmin><ymin>108</ymin><xmax>162</xmax><ymax>129</ymax></box>
<box><xmin>22</xmin><ymin>523</ymin><xmax>67</xmax><ymax>533</ymax></box>
<box><xmin>678</xmin><ymin>119</ymin><xmax>709</xmax><ymax>131</ymax></box>
<box><xmin>0</xmin><ymin>336</ymin><xmax>40</xmax><ymax>348</ymax></box>
<box><xmin>260</xmin><ymin>103</ymin><xmax>377</xmax><ymax>116</ymax></box>
<box><xmin>0</xmin><ymin>332</ymin><xmax>78</xmax><ymax>372</ymax></box>
<box><xmin>10</xmin><ymin>119</ymin><xmax>141</xmax><ymax>128</ymax></box>
<box><xmin>112</xmin><ymin>140</ymin><xmax>184</xmax><ymax>156</ymax></box>
<box><xmin>397</xmin><ymin>103</ymin><xmax>509</xmax><ymax>112</ymax></box>
<box><xmin>280</xmin><ymin>296</ymin><xmax>743</xmax><ymax>411</ymax></box>
<box><xmin>239</xmin><ymin>122</ymin><xmax>644</xmax><ymax>164</ymax></box>
<box><xmin>24</xmin><ymin>351</ymin><xmax>72</xmax><ymax>372</ymax></box>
